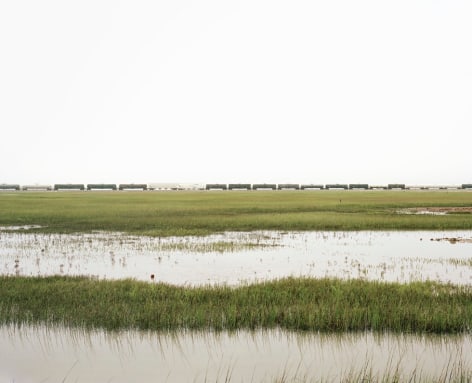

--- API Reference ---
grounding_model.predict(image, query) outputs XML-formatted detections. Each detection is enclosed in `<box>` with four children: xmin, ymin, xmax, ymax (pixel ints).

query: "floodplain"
<box><xmin>0</xmin><ymin>191</ymin><xmax>472</xmax><ymax>381</ymax></box>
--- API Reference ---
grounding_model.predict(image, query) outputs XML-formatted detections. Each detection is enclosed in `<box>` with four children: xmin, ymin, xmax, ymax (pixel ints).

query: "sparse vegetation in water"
<box><xmin>448</xmin><ymin>258</ymin><xmax>472</xmax><ymax>267</ymax></box>
<box><xmin>156</xmin><ymin>240</ymin><xmax>277</xmax><ymax>252</ymax></box>
<box><xmin>1</xmin><ymin>276</ymin><xmax>472</xmax><ymax>333</ymax></box>
<box><xmin>0</xmin><ymin>191</ymin><xmax>471</xmax><ymax>236</ymax></box>
<box><xmin>151</xmin><ymin>231</ymin><xmax>282</xmax><ymax>252</ymax></box>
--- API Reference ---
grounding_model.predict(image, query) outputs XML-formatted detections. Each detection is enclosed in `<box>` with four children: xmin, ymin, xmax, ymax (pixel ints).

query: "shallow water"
<box><xmin>0</xmin><ymin>324</ymin><xmax>470</xmax><ymax>383</ymax></box>
<box><xmin>2</xmin><ymin>230</ymin><xmax>472</xmax><ymax>381</ymax></box>
<box><xmin>1</xmin><ymin>230</ymin><xmax>471</xmax><ymax>285</ymax></box>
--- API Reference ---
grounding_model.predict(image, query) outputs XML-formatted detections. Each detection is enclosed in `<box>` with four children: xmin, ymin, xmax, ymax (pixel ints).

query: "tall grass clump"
<box><xmin>1</xmin><ymin>276</ymin><xmax>471</xmax><ymax>333</ymax></box>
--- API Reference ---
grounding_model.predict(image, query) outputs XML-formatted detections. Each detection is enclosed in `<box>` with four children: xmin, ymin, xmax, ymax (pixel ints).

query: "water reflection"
<box><xmin>0</xmin><ymin>230</ymin><xmax>471</xmax><ymax>285</ymax></box>
<box><xmin>0</xmin><ymin>324</ymin><xmax>471</xmax><ymax>382</ymax></box>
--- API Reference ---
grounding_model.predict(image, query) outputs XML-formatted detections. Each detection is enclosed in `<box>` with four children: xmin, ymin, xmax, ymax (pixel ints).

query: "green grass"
<box><xmin>1</xmin><ymin>276</ymin><xmax>471</xmax><ymax>333</ymax></box>
<box><xmin>1</xmin><ymin>191</ymin><xmax>472</xmax><ymax>334</ymax></box>
<box><xmin>0</xmin><ymin>191</ymin><xmax>471</xmax><ymax>236</ymax></box>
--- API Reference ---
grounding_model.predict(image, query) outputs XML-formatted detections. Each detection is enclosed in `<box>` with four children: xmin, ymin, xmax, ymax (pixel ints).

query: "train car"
<box><xmin>252</xmin><ymin>184</ymin><xmax>277</xmax><ymax>190</ymax></box>
<box><xmin>387</xmin><ymin>184</ymin><xmax>406</xmax><ymax>190</ymax></box>
<box><xmin>325</xmin><ymin>184</ymin><xmax>348</xmax><ymax>190</ymax></box>
<box><xmin>349</xmin><ymin>184</ymin><xmax>369</xmax><ymax>190</ymax></box>
<box><xmin>228</xmin><ymin>184</ymin><xmax>251</xmax><ymax>190</ymax></box>
<box><xmin>22</xmin><ymin>185</ymin><xmax>53</xmax><ymax>191</ymax></box>
<box><xmin>300</xmin><ymin>184</ymin><xmax>324</xmax><ymax>190</ymax></box>
<box><xmin>87</xmin><ymin>184</ymin><xmax>117</xmax><ymax>191</ymax></box>
<box><xmin>277</xmin><ymin>184</ymin><xmax>300</xmax><ymax>190</ymax></box>
<box><xmin>0</xmin><ymin>184</ymin><xmax>20</xmax><ymax>191</ymax></box>
<box><xmin>118</xmin><ymin>184</ymin><xmax>148</xmax><ymax>191</ymax></box>
<box><xmin>205</xmin><ymin>184</ymin><xmax>227</xmax><ymax>190</ymax></box>
<box><xmin>149</xmin><ymin>183</ymin><xmax>205</xmax><ymax>190</ymax></box>
<box><xmin>54</xmin><ymin>184</ymin><xmax>85</xmax><ymax>191</ymax></box>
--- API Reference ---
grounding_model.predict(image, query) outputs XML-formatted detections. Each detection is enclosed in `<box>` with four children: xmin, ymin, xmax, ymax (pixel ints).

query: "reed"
<box><xmin>1</xmin><ymin>276</ymin><xmax>471</xmax><ymax>333</ymax></box>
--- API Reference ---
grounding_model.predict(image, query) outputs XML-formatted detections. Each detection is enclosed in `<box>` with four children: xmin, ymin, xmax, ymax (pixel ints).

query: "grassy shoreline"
<box><xmin>1</xmin><ymin>276</ymin><xmax>471</xmax><ymax>333</ymax></box>
<box><xmin>0</xmin><ymin>191</ymin><xmax>471</xmax><ymax>236</ymax></box>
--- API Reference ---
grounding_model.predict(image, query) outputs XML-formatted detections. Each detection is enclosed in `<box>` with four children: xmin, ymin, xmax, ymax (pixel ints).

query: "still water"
<box><xmin>1</xmin><ymin>325</ymin><xmax>471</xmax><ymax>382</ymax></box>
<box><xmin>1</xmin><ymin>229</ymin><xmax>472</xmax><ymax>381</ymax></box>
<box><xmin>1</xmin><ymin>230</ymin><xmax>471</xmax><ymax>285</ymax></box>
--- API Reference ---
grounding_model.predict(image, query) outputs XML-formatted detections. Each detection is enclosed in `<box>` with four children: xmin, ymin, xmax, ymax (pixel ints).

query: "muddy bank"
<box><xmin>430</xmin><ymin>236</ymin><xmax>472</xmax><ymax>244</ymax></box>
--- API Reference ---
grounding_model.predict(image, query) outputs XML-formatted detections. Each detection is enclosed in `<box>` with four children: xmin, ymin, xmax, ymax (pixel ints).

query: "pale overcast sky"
<box><xmin>1</xmin><ymin>1</ymin><xmax>471</xmax><ymax>186</ymax></box>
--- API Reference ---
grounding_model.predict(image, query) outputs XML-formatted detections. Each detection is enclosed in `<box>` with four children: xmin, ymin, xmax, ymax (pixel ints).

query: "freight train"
<box><xmin>1</xmin><ymin>183</ymin><xmax>472</xmax><ymax>191</ymax></box>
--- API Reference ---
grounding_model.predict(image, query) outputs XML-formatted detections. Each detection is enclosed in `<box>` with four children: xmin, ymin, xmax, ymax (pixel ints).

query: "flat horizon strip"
<box><xmin>0</xmin><ymin>191</ymin><xmax>472</xmax><ymax>236</ymax></box>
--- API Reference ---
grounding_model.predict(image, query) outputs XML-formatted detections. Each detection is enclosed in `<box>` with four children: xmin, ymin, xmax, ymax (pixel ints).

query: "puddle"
<box><xmin>1</xmin><ymin>231</ymin><xmax>472</xmax><ymax>285</ymax></box>
<box><xmin>0</xmin><ymin>324</ymin><xmax>470</xmax><ymax>383</ymax></box>
<box><xmin>397</xmin><ymin>209</ymin><xmax>448</xmax><ymax>216</ymax></box>
<box><xmin>397</xmin><ymin>207</ymin><xmax>472</xmax><ymax>215</ymax></box>
<box><xmin>0</xmin><ymin>225</ymin><xmax>44</xmax><ymax>231</ymax></box>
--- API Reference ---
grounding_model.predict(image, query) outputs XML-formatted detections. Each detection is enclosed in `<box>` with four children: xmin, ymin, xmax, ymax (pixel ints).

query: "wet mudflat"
<box><xmin>1</xmin><ymin>324</ymin><xmax>471</xmax><ymax>383</ymax></box>
<box><xmin>1</xmin><ymin>229</ymin><xmax>471</xmax><ymax>285</ymax></box>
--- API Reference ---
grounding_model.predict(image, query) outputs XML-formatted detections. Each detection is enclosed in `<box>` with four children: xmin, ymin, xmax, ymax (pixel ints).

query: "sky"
<box><xmin>1</xmin><ymin>0</ymin><xmax>471</xmax><ymax>186</ymax></box>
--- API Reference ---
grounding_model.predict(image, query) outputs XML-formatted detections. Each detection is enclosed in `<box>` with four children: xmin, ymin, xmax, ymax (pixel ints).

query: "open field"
<box><xmin>0</xmin><ymin>191</ymin><xmax>472</xmax><ymax>236</ymax></box>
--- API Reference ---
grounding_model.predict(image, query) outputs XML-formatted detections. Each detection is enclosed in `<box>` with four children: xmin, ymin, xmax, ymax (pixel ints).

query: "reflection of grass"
<box><xmin>5</xmin><ymin>324</ymin><xmax>471</xmax><ymax>382</ymax></box>
<box><xmin>273</xmin><ymin>359</ymin><xmax>472</xmax><ymax>383</ymax></box>
<box><xmin>0</xmin><ymin>191</ymin><xmax>472</xmax><ymax>236</ymax></box>
<box><xmin>448</xmin><ymin>258</ymin><xmax>472</xmax><ymax>267</ymax></box>
<box><xmin>414</xmin><ymin>256</ymin><xmax>472</xmax><ymax>268</ymax></box>
<box><xmin>1</xmin><ymin>276</ymin><xmax>472</xmax><ymax>333</ymax></box>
